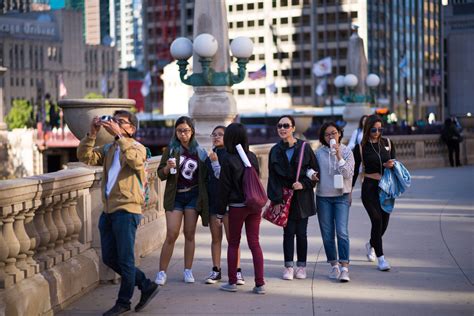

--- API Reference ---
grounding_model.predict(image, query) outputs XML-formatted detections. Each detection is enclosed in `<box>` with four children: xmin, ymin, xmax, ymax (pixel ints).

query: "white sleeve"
<box><xmin>347</xmin><ymin>130</ymin><xmax>358</xmax><ymax>150</ymax></box>
<box><xmin>211</xmin><ymin>160</ymin><xmax>221</xmax><ymax>178</ymax></box>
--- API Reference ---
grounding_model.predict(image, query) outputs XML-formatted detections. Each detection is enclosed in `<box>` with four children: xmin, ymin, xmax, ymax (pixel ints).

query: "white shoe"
<box><xmin>377</xmin><ymin>256</ymin><xmax>391</xmax><ymax>271</ymax></box>
<box><xmin>236</xmin><ymin>271</ymin><xmax>245</xmax><ymax>285</ymax></box>
<box><xmin>184</xmin><ymin>269</ymin><xmax>195</xmax><ymax>283</ymax></box>
<box><xmin>295</xmin><ymin>267</ymin><xmax>307</xmax><ymax>279</ymax></box>
<box><xmin>339</xmin><ymin>267</ymin><xmax>350</xmax><ymax>282</ymax></box>
<box><xmin>155</xmin><ymin>270</ymin><xmax>167</xmax><ymax>286</ymax></box>
<box><xmin>365</xmin><ymin>242</ymin><xmax>376</xmax><ymax>262</ymax></box>
<box><xmin>328</xmin><ymin>265</ymin><xmax>341</xmax><ymax>279</ymax></box>
<box><xmin>282</xmin><ymin>267</ymin><xmax>294</xmax><ymax>280</ymax></box>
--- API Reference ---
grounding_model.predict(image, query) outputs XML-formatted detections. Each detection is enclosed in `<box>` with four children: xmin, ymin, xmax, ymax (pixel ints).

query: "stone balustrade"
<box><xmin>0</xmin><ymin>133</ymin><xmax>472</xmax><ymax>314</ymax></box>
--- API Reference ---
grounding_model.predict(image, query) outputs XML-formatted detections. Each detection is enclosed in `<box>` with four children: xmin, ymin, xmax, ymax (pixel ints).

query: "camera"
<box><xmin>100</xmin><ymin>115</ymin><xmax>113</xmax><ymax>122</ymax></box>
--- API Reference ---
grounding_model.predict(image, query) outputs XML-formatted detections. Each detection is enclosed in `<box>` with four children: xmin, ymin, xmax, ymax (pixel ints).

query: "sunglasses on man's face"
<box><xmin>370</xmin><ymin>127</ymin><xmax>384</xmax><ymax>133</ymax></box>
<box><xmin>277</xmin><ymin>123</ymin><xmax>292</xmax><ymax>129</ymax></box>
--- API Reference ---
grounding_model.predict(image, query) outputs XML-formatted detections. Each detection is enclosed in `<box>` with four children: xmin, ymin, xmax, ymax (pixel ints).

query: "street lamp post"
<box><xmin>169</xmin><ymin>0</ymin><xmax>254</xmax><ymax>148</ymax></box>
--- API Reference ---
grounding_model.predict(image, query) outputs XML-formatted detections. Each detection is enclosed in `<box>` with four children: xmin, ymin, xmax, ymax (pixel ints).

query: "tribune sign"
<box><xmin>0</xmin><ymin>17</ymin><xmax>57</xmax><ymax>39</ymax></box>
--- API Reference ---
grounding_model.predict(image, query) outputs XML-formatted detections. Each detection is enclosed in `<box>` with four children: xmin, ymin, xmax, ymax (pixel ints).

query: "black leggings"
<box><xmin>361</xmin><ymin>178</ymin><xmax>390</xmax><ymax>257</ymax></box>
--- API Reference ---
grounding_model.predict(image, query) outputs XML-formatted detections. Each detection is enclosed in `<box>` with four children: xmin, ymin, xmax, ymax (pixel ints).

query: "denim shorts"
<box><xmin>172</xmin><ymin>187</ymin><xmax>198</xmax><ymax>211</ymax></box>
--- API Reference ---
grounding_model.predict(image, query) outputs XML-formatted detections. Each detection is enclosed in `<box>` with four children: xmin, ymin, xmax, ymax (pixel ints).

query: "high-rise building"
<box><xmin>145</xmin><ymin>0</ymin><xmax>442</xmax><ymax>120</ymax></box>
<box><xmin>443</xmin><ymin>0</ymin><xmax>474</xmax><ymax>117</ymax></box>
<box><xmin>1</xmin><ymin>0</ymin><xmax>51</xmax><ymax>14</ymax></box>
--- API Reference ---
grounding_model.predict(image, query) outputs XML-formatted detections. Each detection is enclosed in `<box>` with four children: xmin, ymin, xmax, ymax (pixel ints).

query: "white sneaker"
<box><xmin>365</xmin><ymin>242</ymin><xmax>376</xmax><ymax>262</ymax></box>
<box><xmin>339</xmin><ymin>267</ymin><xmax>350</xmax><ymax>282</ymax></box>
<box><xmin>295</xmin><ymin>267</ymin><xmax>307</xmax><ymax>279</ymax></box>
<box><xmin>184</xmin><ymin>269</ymin><xmax>195</xmax><ymax>283</ymax></box>
<box><xmin>328</xmin><ymin>265</ymin><xmax>341</xmax><ymax>279</ymax></box>
<box><xmin>236</xmin><ymin>271</ymin><xmax>245</xmax><ymax>285</ymax></box>
<box><xmin>282</xmin><ymin>267</ymin><xmax>294</xmax><ymax>280</ymax></box>
<box><xmin>155</xmin><ymin>270</ymin><xmax>167</xmax><ymax>286</ymax></box>
<box><xmin>377</xmin><ymin>256</ymin><xmax>391</xmax><ymax>271</ymax></box>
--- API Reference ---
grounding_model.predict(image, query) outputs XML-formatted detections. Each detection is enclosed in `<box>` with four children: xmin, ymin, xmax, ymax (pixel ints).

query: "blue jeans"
<box><xmin>317</xmin><ymin>194</ymin><xmax>350</xmax><ymax>264</ymax></box>
<box><xmin>99</xmin><ymin>210</ymin><xmax>153</xmax><ymax>307</ymax></box>
<box><xmin>283</xmin><ymin>217</ymin><xmax>309</xmax><ymax>267</ymax></box>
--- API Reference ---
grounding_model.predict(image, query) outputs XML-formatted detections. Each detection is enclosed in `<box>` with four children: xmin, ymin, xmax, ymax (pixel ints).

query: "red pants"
<box><xmin>227</xmin><ymin>206</ymin><xmax>265</xmax><ymax>287</ymax></box>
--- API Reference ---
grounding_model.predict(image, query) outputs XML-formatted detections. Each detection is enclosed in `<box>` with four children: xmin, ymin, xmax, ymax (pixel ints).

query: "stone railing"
<box><xmin>0</xmin><ymin>133</ymin><xmax>472</xmax><ymax>314</ymax></box>
<box><xmin>0</xmin><ymin>157</ymin><xmax>166</xmax><ymax>315</ymax></box>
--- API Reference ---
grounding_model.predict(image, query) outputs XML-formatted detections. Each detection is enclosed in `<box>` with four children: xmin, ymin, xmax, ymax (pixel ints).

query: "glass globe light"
<box><xmin>170</xmin><ymin>37</ymin><xmax>193</xmax><ymax>60</ymax></box>
<box><xmin>366</xmin><ymin>73</ymin><xmax>381</xmax><ymax>87</ymax></box>
<box><xmin>334</xmin><ymin>75</ymin><xmax>346</xmax><ymax>88</ymax></box>
<box><xmin>344</xmin><ymin>74</ymin><xmax>358</xmax><ymax>88</ymax></box>
<box><xmin>230</xmin><ymin>37</ymin><xmax>254</xmax><ymax>58</ymax></box>
<box><xmin>193</xmin><ymin>33</ymin><xmax>218</xmax><ymax>58</ymax></box>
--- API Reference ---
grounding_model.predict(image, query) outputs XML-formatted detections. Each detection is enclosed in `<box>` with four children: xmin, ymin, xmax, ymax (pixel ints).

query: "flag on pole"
<box><xmin>101</xmin><ymin>75</ymin><xmax>107</xmax><ymax>96</ymax></box>
<box><xmin>248</xmin><ymin>65</ymin><xmax>266</xmax><ymax>80</ymax></box>
<box><xmin>267</xmin><ymin>82</ymin><xmax>277</xmax><ymax>93</ymax></box>
<box><xmin>399</xmin><ymin>56</ymin><xmax>408</xmax><ymax>78</ymax></box>
<box><xmin>140</xmin><ymin>71</ymin><xmax>151</xmax><ymax>97</ymax></box>
<box><xmin>315</xmin><ymin>78</ymin><xmax>327</xmax><ymax>96</ymax></box>
<box><xmin>58</xmin><ymin>74</ymin><xmax>67</xmax><ymax>99</ymax></box>
<box><xmin>312</xmin><ymin>57</ymin><xmax>332</xmax><ymax>77</ymax></box>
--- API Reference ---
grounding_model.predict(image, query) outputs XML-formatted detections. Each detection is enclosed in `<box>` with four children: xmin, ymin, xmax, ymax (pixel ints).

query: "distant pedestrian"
<box><xmin>313</xmin><ymin>122</ymin><xmax>354</xmax><ymax>282</ymax></box>
<box><xmin>348</xmin><ymin>115</ymin><xmax>368</xmax><ymax>150</ymax></box>
<box><xmin>352</xmin><ymin>115</ymin><xmax>396</xmax><ymax>271</ymax></box>
<box><xmin>218</xmin><ymin>123</ymin><xmax>266</xmax><ymax>294</ymax></box>
<box><xmin>205</xmin><ymin>126</ymin><xmax>245</xmax><ymax>285</ymax></box>
<box><xmin>155</xmin><ymin>116</ymin><xmax>209</xmax><ymax>286</ymax></box>
<box><xmin>267</xmin><ymin>115</ymin><xmax>318</xmax><ymax>281</ymax></box>
<box><xmin>441</xmin><ymin>118</ymin><xmax>462</xmax><ymax>167</ymax></box>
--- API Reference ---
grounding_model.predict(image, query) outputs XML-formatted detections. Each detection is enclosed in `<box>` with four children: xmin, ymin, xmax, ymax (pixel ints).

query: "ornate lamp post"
<box><xmin>334</xmin><ymin>73</ymin><xmax>380</xmax><ymax>104</ymax></box>
<box><xmin>169</xmin><ymin>0</ymin><xmax>254</xmax><ymax>148</ymax></box>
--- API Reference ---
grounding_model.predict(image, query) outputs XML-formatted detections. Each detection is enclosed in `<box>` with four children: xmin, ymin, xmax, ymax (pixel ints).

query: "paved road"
<box><xmin>60</xmin><ymin>166</ymin><xmax>474</xmax><ymax>316</ymax></box>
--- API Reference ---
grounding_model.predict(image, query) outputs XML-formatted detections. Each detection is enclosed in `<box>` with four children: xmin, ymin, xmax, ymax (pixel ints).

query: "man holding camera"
<box><xmin>77</xmin><ymin>110</ymin><xmax>159</xmax><ymax>316</ymax></box>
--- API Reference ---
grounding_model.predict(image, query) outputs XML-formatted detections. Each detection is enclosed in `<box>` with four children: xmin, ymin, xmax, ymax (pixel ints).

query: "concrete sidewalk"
<box><xmin>59</xmin><ymin>166</ymin><xmax>474</xmax><ymax>316</ymax></box>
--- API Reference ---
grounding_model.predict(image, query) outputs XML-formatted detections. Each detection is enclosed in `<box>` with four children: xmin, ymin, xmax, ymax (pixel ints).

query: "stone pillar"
<box><xmin>342</xmin><ymin>103</ymin><xmax>372</xmax><ymax>143</ymax></box>
<box><xmin>190</xmin><ymin>0</ymin><xmax>237</xmax><ymax>148</ymax></box>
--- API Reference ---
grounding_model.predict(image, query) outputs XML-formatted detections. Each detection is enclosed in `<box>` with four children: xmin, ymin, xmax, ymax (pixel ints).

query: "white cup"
<box><xmin>329</xmin><ymin>138</ymin><xmax>337</xmax><ymax>155</ymax></box>
<box><xmin>169</xmin><ymin>158</ymin><xmax>177</xmax><ymax>174</ymax></box>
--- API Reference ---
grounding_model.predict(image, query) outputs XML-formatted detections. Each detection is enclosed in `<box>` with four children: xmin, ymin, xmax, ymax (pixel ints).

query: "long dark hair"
<box><xmin>319</xmin><ymin>122</ymin><xmax>344</xmax><ymax>147</ymax></box>
<box><xmin>277</xmin><ymin>115</ymin><xmax>296</xmax><ymax>127</ymax></box>
<box><xmin>358</xmin><ymin>115</ymin><xmax>368</xmax><ymax>130</ymax></box>
<box><xmin>169</xmin><ymin>116</ymin><xmax>199</xmax><ymax>154</ymax></box>
<box><xmin>224</xmin><ymin>123</ymin><xmax>249</xmax><ymax>154</ymax></box>
<box><xmin>361</xmin><ymin>114</ymin><xmax>383</xmax><ymax>146</ymax></box>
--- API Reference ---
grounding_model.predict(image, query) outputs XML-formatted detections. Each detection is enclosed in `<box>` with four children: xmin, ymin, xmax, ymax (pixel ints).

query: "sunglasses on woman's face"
<box><xmin>277</xmin><ymin>123</ymin><xmax>292</xmax><ymax>129</ymax></box>
<box><xmin>370</xmin><ymin>127</ymin><xmax>384</xmax><ymax>133</ymax></box>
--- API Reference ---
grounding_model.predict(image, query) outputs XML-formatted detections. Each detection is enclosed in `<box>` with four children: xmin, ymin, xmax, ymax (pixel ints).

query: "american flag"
<box><xmin>248</xmin><ymin>65</ymin><xmax>266</xmax><ymax>80</ymax></box>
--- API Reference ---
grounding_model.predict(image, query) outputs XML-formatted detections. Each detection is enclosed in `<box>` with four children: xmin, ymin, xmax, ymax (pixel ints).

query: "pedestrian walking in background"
<box><xmin>441</xmin><ymin>118</ymin><xmax>463</xmax><ymax>167</ymax></box>
<box><xmin>348</xmin><ymin>115</ymin><xmax>368</xmax><ymax>150</ymax></box>
<box><xmin>205</xmin><ymin>125</ymin><xmax>245</xmax><ymax>285</ymax></box>
<box><xmin>313</xmin><ymin>122</ymin><xmax>354</xmax><ymax>282</ymax></box>
<box><xmin>353</xmin><ymin>115</ymin><xmax>396</xmax><ymax>271</ymax></box>
<box><xmin>77</xmin><ymin>111</ymin><xmax>159</xmax><ymax>315</ymax></box>
<box><xmin>218</xmin><ymin>123</ymin><xmax>266</xmax><ymax>294</ymax></box>
<box><xmin>155</xmin><ymin>116</ymin><xmax>209</xmax><ymax>286</ymax></box>
<box><xmin>267</xmin><ymin>115</ymin><xmax>318</xmax><ymax>281</ymax></box>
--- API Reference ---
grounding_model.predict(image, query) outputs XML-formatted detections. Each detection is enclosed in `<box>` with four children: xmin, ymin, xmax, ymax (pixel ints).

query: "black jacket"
<box><xmin>217</xmin><ymin>150</ymin><xmax>260</xmax><ymax>216</ymax></box>
<box><xmin>267</xmin><ymin>139</ymin><xmax>318</xmax><ymax>220</ymax></box>
<box><xmin>206</xmin><ymin>147</ymin><xmax>226</xmax><ymax>215</ymax></box>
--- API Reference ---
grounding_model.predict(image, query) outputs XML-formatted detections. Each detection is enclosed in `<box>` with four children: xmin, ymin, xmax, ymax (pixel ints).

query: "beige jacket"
<box><xmin>77</xmin><ymin>134</ymin><xmax>146</xmax><ymax>214</ymax></box>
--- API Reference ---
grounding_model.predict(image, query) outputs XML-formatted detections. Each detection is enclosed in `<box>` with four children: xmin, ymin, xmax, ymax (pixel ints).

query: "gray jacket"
<box><xmin>315</xmin><ymin>144</ymin><xmax>354</xmax><ymax>197</ymax></box>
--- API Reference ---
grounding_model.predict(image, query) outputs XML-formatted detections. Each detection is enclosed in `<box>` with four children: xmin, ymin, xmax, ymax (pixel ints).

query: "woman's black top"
<box><xmin>352</xmin><ymin>137</ymin><xmax>396</xmax><ymax>186</ymax></box>
<box><xmin>206</xmin><ymin>147</ymin><xmax>226</xmax><ymax>215</ymax></box>
<box><xmin>267</xmin><ymin>139</ymin><xmax>318</xmax><ymax>220</ymax></box>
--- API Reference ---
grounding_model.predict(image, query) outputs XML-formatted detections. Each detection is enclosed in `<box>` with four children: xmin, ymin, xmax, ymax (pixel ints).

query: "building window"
<box><xmin>282</xmin><ymin>87</ymin><xmax>290</xmax><ymax>93</ymax></box>
<box><xmin>281</xmin><ymin>17</ymin><xmax>288</xmax><ymax>25</ymax></box>
<box><xmin>249</xmin><ymin>88</ymin><xmax>256</xmax><ymax>95</ymax></box>
<box><xmin>258</xmin><ymin>2</ymin><xmax>264</xmax><ymax>9</ymax></box>
<box><xmin>247</xmin><ymin>3</ymin><xmax>254</xmax><ymax>10</ymax></box>
<box><xmin>236</xmin><ymin>4</ymin><xmax>243</xmax><ymax>11</ymax></box>
<box><xmin>238</xmin><ymin>89</ymin><xmax>245</xmax><ymax>95</ymax></box>
<box><xmin>259</xmin><ymin>88</ymin><xmax>265</xmax><ymax>94</ymax></box>
<box><xmin>237</xmin><ymin>21</ymin><xmax>243</xmax><ymax>28</ymax></box>
<box><xmin>258</xmin><ymin>37</ymin><xmax>264</xmax><ymax>43</ymax></box>
<box><xmin>248</xmin><ymin>20</ymin><xmax>255</xmax><ymax>27</ymax></box>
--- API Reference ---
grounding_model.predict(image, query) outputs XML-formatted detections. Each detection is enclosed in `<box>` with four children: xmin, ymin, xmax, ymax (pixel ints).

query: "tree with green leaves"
<box><xmin>84</xmin><ymin>92</ymin><xmax>104</xmax><ymax>99</ymax></box>
<box><xmin>5</xmin><ymin>99</ymin><xmax>34</xmax><ymax>130</ymax></box>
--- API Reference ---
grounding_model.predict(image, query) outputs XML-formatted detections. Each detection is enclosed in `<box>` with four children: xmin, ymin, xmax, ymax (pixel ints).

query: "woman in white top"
<box><xmin>348</xmin><ymin>115</ymin><xmax>368</xmax><ymax>150</ymax></box>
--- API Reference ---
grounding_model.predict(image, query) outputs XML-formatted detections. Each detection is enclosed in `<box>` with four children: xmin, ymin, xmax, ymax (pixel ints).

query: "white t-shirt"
<box><xmin>106</xmin><ymin>146</ymin><xmax>121</xmax><ymax>197</ymax></box>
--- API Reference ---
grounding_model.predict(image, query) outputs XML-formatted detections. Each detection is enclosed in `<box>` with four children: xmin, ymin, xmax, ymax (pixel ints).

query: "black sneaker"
<box><xmin>205</xmin><ymin>266</ymin><xmax>221</xmax><ymax>284</ymax></box>
<box><xmin>103</xmin><ymin>304</ymin><xmax>131</xmax><ymax>316</ymax></box>
<box><xmin>134</xmin><ymin>282</ymin><xmax>159</xmax><ymax>312</ymax></box>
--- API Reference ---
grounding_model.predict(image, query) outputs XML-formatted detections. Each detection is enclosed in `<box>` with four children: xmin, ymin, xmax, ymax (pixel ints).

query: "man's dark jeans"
<box><xmin>99</xmin><ymin>210</ymin><xmax>153</xmax><ymax>307</ymax></box>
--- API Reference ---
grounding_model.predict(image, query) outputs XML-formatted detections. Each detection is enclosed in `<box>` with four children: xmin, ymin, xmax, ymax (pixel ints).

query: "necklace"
<box><xmin>369</xmin><ymin>140</ymin><xmax>383</xmax><ymax>175</ymax></box>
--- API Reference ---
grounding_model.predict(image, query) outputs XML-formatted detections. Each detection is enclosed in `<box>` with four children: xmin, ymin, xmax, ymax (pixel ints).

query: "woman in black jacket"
<box><xmin>267</xmin><ymin>115</ymin><xmax>319</xmax><ymax>280</ymax></box>
<box><xmin>217</xmin><ymin>123</ymin><xmax>266</xmax><ymax>294</ymax></box>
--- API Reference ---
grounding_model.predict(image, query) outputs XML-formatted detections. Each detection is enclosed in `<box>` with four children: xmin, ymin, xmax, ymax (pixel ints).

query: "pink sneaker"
<box><xmin>282</xmin><ymin>267</ymin><xmax>294</xmax><ymax>280</ymax></box>
<box><xmin>295</xmin><ymin>267</ymin><xmax>307</xmax><ymax>279</ymax></box>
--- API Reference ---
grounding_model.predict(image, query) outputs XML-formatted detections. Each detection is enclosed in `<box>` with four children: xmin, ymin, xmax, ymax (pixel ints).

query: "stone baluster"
<box><xmin>61</xmin><ymin>193</ymin><xmax>75</xmax><ymax>259</ymax></box>
<box><xmin>43</xmin><ymin>197</ymin><xmax>60</xmax><ymax>266</ymax></box>
<box><xmin>68</xmin><ymin>194</ymin><xmax>83</xmax><ymax>255</ymax></box>
<box><xmin>13</xmin><ymin>202</ymin><xmax>34</xmax><ymax>279</ymax></box>
<box><xmin>52</xmin><ymin>195</ymin><xmax>68</xmax><ymax>263</ymax></box>
<box><xmin>24</xmin><ymin>199</ymin><xmax>40</xmax><ymax>274</ymax></box>
<box><xmin>0</xmin><ymin>221</ymin><xmax>10</xmax><ymax>288</ymax></box>
<box><xmin>33</xmin><ymin>197</ymin><xmax>54</xmax><ymax>271</ymax></box>
<box><xmin>2</xmin><ymin>211</ymin><xmax>23</xmax><ymax>284</ymax></box>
